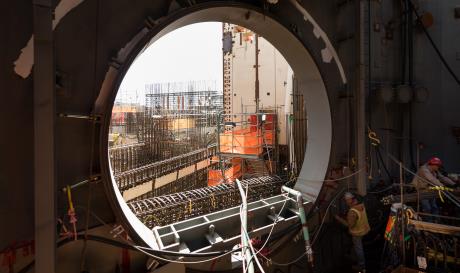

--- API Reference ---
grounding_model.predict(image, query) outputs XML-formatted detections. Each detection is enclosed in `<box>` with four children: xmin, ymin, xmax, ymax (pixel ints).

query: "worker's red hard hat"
<box><xmin>428</xmin><ymin>157</ymin><xmax>442</xmax><ymax>166</ymax></box>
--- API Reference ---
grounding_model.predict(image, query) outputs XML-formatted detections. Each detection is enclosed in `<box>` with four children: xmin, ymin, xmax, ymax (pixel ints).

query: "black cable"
<box><xmin>368</xmin><ymin>184</ymin><xmax>395</xmax><ymax>194</ymax></box>
<box><xmin>348</xmin><ymin>89</ymin><xmax>353</xmax><ymax>168</ymax></box>
<box><xmin>251</xmin><ymin>188</ymin><xmax>347</xmax><ymax>264</ymax></box>
<box><xmin>400</xmin><ymin>0</ymin><xmax>407</xmax><ymax>85</ymax></box>
<box><xmin>384</xmin><ymin>151</ymin><xmax>460</xmax><ymax>208</ymax></box>
<box><xmin>408</xmin><ymin>0</ymin><xmax>460</xmax><ymax>87</ymax></box>
<box><xmin>408</xmin><ymin>105</ymin><xmax>416</xmax><ymax>171</ymax></box>
<box><xmin>407</xmin><ymin>0</ymin><xmax>414</xmax><ymax>87</ymax></box>
<box><xmin>367</xmin><ymin>0</ymin><xmax>372</xmax><ymax>125</ymax></box>
<box><xmin>405</xmin><ymin>0</ymin><xmax>416</xmax><ymax>171</ymax></box>
<box><xmin>17</xmin><ymin>234</ymin><xmax>239</xmax><ymax>273</ymax></box>
<box><xmin>77</xmin><ymin>235</ymin><xmax>239</xmax><ymax>257</ymax></box>
<box><xmin>374</xmin><ymin>145</ymin><xmax>382</xmax><ymax>176</ymax></box>
<box><xmin>398</xmin><ymin>0</ymin><xmax>408</xmax><ymax>166</ymax></box>
<box><xmin>376</xmin><ymin>146</ymin><xmax>392</xmax><ymax>181</ymax></box>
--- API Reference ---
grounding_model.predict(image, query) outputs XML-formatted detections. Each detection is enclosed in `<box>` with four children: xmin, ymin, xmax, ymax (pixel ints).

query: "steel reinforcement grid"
<box><xmin>128</xmin><ymin>175</ymin><xmax>285</xmax><ymax>228</ymax></box>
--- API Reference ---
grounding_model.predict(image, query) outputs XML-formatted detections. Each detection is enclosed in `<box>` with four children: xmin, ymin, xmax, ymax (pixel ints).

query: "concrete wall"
<box><xmin>229</xmin><ymin>27</ymin><xmax>291</xmax><ymax>145</ymax></box>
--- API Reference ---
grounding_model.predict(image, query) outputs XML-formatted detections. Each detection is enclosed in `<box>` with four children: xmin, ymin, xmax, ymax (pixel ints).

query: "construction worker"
<box><xmin>411</xmin><ymin>157</ymin><xmax>457</xmax><ymax>217</ymax></box>
<box><xmin>335</xmin><ymin>192</ymin><xmax>370</xmax><ymax>273</ymax></box>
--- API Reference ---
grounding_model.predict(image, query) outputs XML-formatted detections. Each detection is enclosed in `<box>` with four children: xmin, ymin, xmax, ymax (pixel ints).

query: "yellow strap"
<box><xmin>405</xmin><ymin>209</ymin><xmax>414</xmax><ymax>220</ymax></box>
<box><xmin>439</xmin><ymin>190</ymin><xmax>444</xmax><ymax>202</ymax></box>
<box><xmin>350</xmin><ymin>208</ymin><xmax>361</xmax><ymax>221</ymax></box>
<box><xmin>210</xmin><ymin>194</ymin><xmax>216</xmax><ymax>209</ymax></box>
<box><xmin>66</xmin><ymin>185</ymin><xmax>74</xmax><ymax>211</ymax></box>
<box><xmin>429</xmin><ymin>186</ymin><xmax>453</xmax><ymax>203</ymax></box>
<box><xmin>143</xmin><ymin>214</ymin><xmax>158</xmax><ymax>224</ymax></box>
<box><xmin>429</xmin><ymin>186</ymin><xmax>453</xmax><ymax>192</ymax></box>
<box><xmin>367</xmin><ymin>128</ymin><xmax>381</xmax><ymax>146</ymax></box>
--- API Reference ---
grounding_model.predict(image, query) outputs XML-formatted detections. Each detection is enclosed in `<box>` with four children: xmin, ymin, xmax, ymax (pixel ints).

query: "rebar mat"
<box><xmin>127</xmin><ymin>175</ymin><xmax>285</xmax><ymax>228</ymax></box>
<box><xmin>113</xmin><ymin>145</ymin><xmax>217</xmax><ymax>192</ymax></box>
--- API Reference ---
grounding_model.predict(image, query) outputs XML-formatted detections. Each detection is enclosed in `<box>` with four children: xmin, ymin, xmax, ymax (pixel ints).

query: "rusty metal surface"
<box><xmin>128</xmin><ymin>175</ymin><xmax>284</xmax><ymax>228</ymax></box>
<box><xmin>111</xmin><ymin>145</ymin><xmax>216</xmax><ymax>192</ymax></box>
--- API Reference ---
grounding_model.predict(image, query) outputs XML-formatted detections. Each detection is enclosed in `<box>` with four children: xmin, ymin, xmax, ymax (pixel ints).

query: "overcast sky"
<box><xmin>117</xmin><ymin>22</ymin><xmax>223</xmax><ymax>103</ymax></box>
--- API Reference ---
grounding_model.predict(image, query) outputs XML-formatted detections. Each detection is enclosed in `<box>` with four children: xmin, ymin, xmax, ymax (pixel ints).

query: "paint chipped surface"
<box><xmin>14</xmin><ymin>0</ymin><xmax>85</xmax><ymax>78</ymax></box>
<box><xmin>321</xmin><ymin>48</ymin><xmax>333</xmax><ymax>63</ymax></box>
<box><xmin>116</xmin><ymin>28</ymin><xmax>149</xmax><ymax>64</ymax></box>
<box><xmin>290</xmin><ymin>0</ymin><xmax>347</xmax><ymax>84</ymax></box>
<box><xmin>312</xmin><ymin>27</ymin><xmax>321</xmax><ymax>39</ymax></box>
<box><xmin>14</xmin><ymin>37</ymin><xmax>34</xmax><ymax>78</ymax></box>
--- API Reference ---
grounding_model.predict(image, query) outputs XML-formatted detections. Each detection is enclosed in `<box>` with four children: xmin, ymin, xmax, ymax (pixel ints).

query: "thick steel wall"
<box><xmin>1</xmin><ymin>0</ymin><xmax>459</xmax><ymax>272</ymax></box>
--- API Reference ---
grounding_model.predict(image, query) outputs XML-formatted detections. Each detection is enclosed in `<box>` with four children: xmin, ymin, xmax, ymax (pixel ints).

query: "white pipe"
<box><xmin>236</xmin><ymin>179</ymin><xmax>254</xmax><ymax>273</ymax></box>
<box><xmin>281</xmin><ymin>186</ymin><xmax>314</xmax><ymax>264</ymax></box>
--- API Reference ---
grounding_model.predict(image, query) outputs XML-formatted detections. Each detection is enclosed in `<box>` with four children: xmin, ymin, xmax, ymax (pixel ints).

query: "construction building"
<box><xmin>2</xmin><ymin>1</ymin><xmax>460</xmax><ymax>273</ymax></box>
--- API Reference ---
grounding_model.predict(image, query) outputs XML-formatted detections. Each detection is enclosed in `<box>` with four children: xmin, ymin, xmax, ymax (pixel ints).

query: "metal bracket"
<box><xmin>58</xmin><ymin>113</ymin><xmax>101</xmax><ymax>122</ymax></box>
<box><xmin>153</xmin><ymin>194</ymin><xmax>301</xmax><ymax>256</ymax></box>
<box><xmin>110</xmin><ymin>225</ymin><xmax>126</xmax><ymax>239</ymax></box>
<box><xmin>61</xmin><ymin>175</ymin><xmax>102</xmax><ymax>192</ymax></box>
<box><xmin>205</xmin><ymin>224</ymin><xmax>223</xmax><ymax>245</ymax></box>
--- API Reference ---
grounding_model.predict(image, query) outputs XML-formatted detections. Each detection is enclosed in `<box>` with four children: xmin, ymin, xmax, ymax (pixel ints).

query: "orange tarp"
<box><xmin>264</xmin><ymin>131</ymin><xmax>274</xmax><ymax>145</ymax></box>
<box><xmin>219</xmin><ymin>128</ymin><xmax>263</xmax><ymax>155</ymax></box>
<box><xmin>208</xmin><ymin>158</ymin><xmax>242</xmax><ymax>186</ymax></box>
<box><xmin>219</xmin><ymin>128</ymin><xmax>274</xmax><ymax>155</ymax></box>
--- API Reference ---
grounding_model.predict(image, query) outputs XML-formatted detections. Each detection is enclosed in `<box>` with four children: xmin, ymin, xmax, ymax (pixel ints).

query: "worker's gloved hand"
<box><xmin>334</xmin><ymin>215</ymin><xmax>348</xmax><ymax>228</ymax></box>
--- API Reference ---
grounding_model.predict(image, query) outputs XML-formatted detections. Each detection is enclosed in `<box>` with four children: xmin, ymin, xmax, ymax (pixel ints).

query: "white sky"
<box><xmin>117</xmin><ymin>22</ymin><xmax>223</xmax><ymax>104</ymax></box>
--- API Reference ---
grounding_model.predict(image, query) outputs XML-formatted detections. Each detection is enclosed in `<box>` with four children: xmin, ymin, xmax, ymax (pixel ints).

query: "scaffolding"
<box><xmin>208</xmin><ymin>112</ymin><xmax>278</xmax><ymax>186</ymax></box>
<box><xmin>144</xmin><ymin>81</ymin><xmax>222</xmax><ymax>161</ymax></box>
<box><xmin>218</xmin><ymin>113</ymin><xmax>275</xmax><ymax>157</ymax></box>
<box><xmin>109</xmin><ymin>81</ymin><xmax>223</xmax><ymax>199</ymax></box>
<box><xmin>108</xmin><ymin>81</ymin><xmax>287</xmax><ymax>225</ymax></box>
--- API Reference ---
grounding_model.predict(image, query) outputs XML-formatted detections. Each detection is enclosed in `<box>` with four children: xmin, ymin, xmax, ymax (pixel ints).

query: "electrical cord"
<box><xmin>376</xmin><ymin>147</ymin><xmax>392</xmax><ymax>180</ymax></box>
<box><xmin>408</xmin><ymin>0</ymin><xmax>460</xmax><ymax>87</ymax></box>
<box><xmin>54</xmin><ymin>169</ymin><xmax>356</xmax><ymax>270</ymax></box>
<box><xmin>296</xmin><ymin>168</ymin><xmax>364</xmax><ymax>183</ymax></box>
<box><xmin>384</xmin><ymin>151</ymin><xmax>460</xmax><ymax>208</ymax></box>
<box><xmin>15</xmin><ymin>233</ymin><xmax>242</xmax><ymax>273</ymax></box>
<box><xmin>368</xmin><ymin>184</ymin><xmax>398</xmax><ymax>194</ymax></box>
<box><xmin>254</xmin><ymin>224</ymin><xmax>301</xmax><ymax>258</ymax></box>
<box><xmin>310</xmin><ymin>188</ymin><xmax>346</xmax><ymax>246</ymax></box>
<box><xmin>325</xmin><ymin>168</ymin><xmax>365</xmax><ymax>182</ymax></box>
<box><xmin>75</xmin><ymin>205</ymin><xmax>242</xmax><ymax>258</ymax></box>
<box><xmin>117</xmin><ymin>174</ymin><xmax>357</xmax><ymax>270</ymax></box>
<box><xmin>132</xmin><ymin>244</ymin><xmax>241</xmax><ymax>265</ymax></box>
<box><xmin>256</xmin><ymin>187</ymin><xmax>347</xmax><ymax>267</ymax></box>
<box><xmin>82</xmin><ymin>207</ymin><xmax>244</xmax><ymax>259</ymax></box>
<box><xmin>237</xmin><ymin>184</ymin><xmax>266</xmax><ymax>273</ymax></box>
<box><xmin>242</xmin><ymin>222</ymin><xmax>306</xmax><ymax>272</ymax></box>
<box><xmin>258</xmin><ymin>250</ymin><xmax>306</xmax><ymax>267</ymax></box>
<box><xmin>240</xmin><ymin>184</ymin><xmax>303</xmax><ymax>271</ymax></box>
<box><xmin>368</xmin><ymin>133</ymin><xmax>459</xmax><ymax>206</ymax></box>
<box><xmin>238</xmin><ymin>199</ymin><xmax>290</xmax><ymax>272</ymax></box>
<box><xmin>253</xmin><ymin>193</ymin><xmax>289</xmax><ymax>255</ymax></box>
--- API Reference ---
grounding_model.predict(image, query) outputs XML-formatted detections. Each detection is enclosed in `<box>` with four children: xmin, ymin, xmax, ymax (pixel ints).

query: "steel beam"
<box><xmin>408</xmin><ymin>219</ymin><xmax>460</xmax><ymax>236</ymax></box>
<box><xmin>33</xmin><ymin>1</ymin><xmax>56</xmax><ymax>272</ymax></box>
<box><xmin>355</xmin><ymin>0</ymin><xmax>367</xmax><ymax>196</ymax></box>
